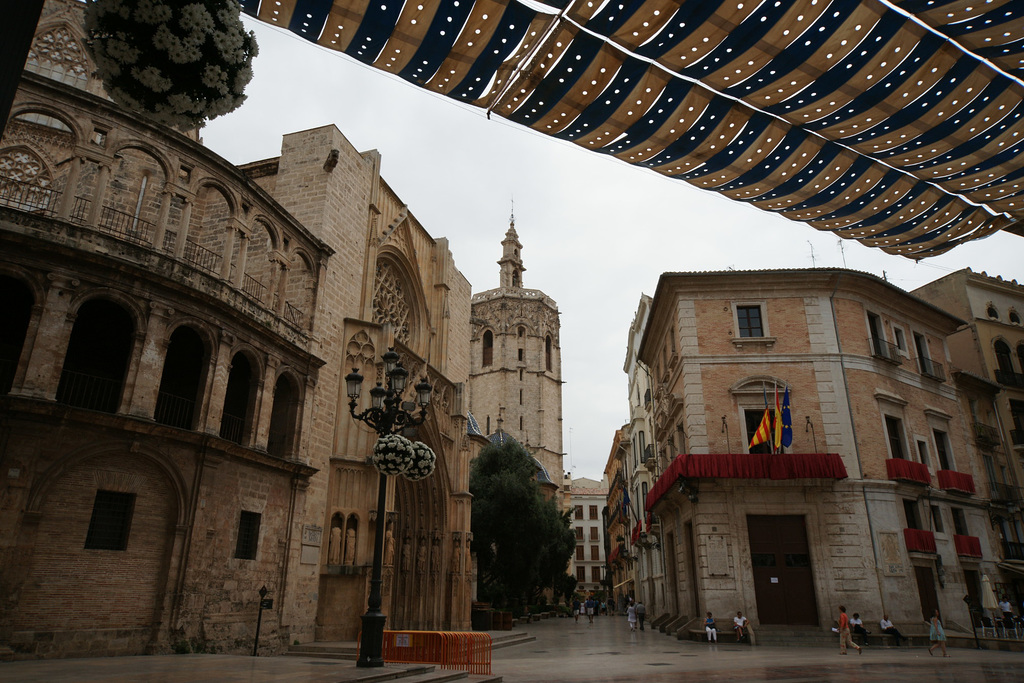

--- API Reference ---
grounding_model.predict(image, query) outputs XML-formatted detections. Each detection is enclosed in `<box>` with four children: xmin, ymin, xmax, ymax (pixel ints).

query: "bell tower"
<box><xmin>498</xmin><ymin>214</ymin><xmax>525</xmax><ymax>289</ymax></box>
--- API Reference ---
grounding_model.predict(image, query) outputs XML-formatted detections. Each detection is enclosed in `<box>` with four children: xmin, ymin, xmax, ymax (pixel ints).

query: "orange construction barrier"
<box><xmin>376</xmin><ymin>630</ymin><xmax>492</xmax><ymax>674</ymax></box>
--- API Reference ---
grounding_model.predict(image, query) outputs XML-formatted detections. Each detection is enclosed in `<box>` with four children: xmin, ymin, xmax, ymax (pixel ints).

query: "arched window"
<box><xmin>482</xmin><ymin>330</ymin><xmax>493</xmax><ymax>367</ymax></box>
<box><xmin>995</xmin><ymin>340</ymin><xmax>1014</xmax><ymax>374</ymax></box>
<box><xmin>220</xmin><ymin>352</ymin><xmax>255</xmax><ymax>445</ymax></box>
<box><xmin>545</xmin><ymin>335</ymin><xmax>552</xmax><ymax>371</ymax></box>
<box><xmin>267</xmin><ymin>373</ymin><xmax>300</xmax><ymax>457</ymax></box>
<box><xmin>57</xmin><ymin>299</ymin><xmax>133</xmax><ymax>413</ymax></box>
<box><xmin>155</xmin><ymin>326</ymin><xmax>206</xmax><ymax>429</ymax></box>
<box><xmin>518</xmin><ymin>326</ymin><xmax>525</xmax><ymax>337</ymax></box>
<box><xmin>1011</xmin><ymin>309</ymin><xmax>1021</xmax><ymax>325</ymax></box>
<box><xmin>988</xmin><ymin>304</ymin><xmax>1000</xmax><ymax>319</ymax></box>
<box><xmin>0</xmin><ymin>276</ymin><xmax>32</xmax><ymax>394</ymax></box>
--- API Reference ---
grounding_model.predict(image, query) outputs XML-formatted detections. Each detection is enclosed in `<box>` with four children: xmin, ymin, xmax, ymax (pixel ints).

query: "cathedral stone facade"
<box><xmin>0</xmin><ymin>0</ymin><xmax>474</xmax><ymax>659</ymax></box>
<box><xmin>468</xmin><ymin>219</ymin><xmax>564</xmax><ymax>484</ymax></box>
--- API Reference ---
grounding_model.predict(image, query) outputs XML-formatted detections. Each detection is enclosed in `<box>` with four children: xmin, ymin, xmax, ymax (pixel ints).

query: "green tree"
<box><xmin>470</xmin><ymin>439</ymin><xmax>576</xmax><ymax>610</ymax></box>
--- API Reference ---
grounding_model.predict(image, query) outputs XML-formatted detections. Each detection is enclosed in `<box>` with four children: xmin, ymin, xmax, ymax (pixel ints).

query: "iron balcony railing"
<box><xmin>154</xmin><ymin>392</ymin><xmax>196</xmax><ymax>430</ymax></box>
<box><xmin>995</xmin><ymin>369</ymin><xmax>1024</xmax><ymax>388</ymax></box>
<box><xmin>869</xmin><ymin>337</ymin><xmax>902</xmax><ymax>364</ymax></box>
<box><xmin>989</xmin><ymin>482</ymin><xmax>1024</xmax><ymax>504</ymax></box>
<box><xmin>917</xmin><ymin>357</ymin><xmax>945</xmax><ymax>381</ymax></box>
<box><xmin>182</xmin><ymin>240</ymin><xmax>221</xmax><ymax>276</ymax></box>
<box><xmin>242</xmin><ymin>273</ymin><xmax>266</xmax><ymax>302</ymax></box>
<box><xmin>219</xmin><ymin>413</ymin><xmax>245</xmax><ymax>444</ymax></box>
<box><xmin>972</xmin><ymin>422</ymin><xmax>1002</xmax><ymax>446</ymax></box>
<box><xmin>55</xmin><ymin>369</ymin><xmax>121</xmax><ymax>413</ymax></box>
<box><xmin>0</xmin><ymin>176</ymin><xmax>61</xmax><ymax>215</ymax></box>
<box><xmin>1003</xmin><ymin>540</ymin><xmax>1024</xmax><ymax>562</ymax></box>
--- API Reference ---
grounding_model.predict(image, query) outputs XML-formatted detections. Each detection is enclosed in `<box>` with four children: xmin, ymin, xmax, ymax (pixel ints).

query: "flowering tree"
<box><xmin>84</xmin><ymin>0</ymin><xmax>257</xmax><ymax>130</ymax></box>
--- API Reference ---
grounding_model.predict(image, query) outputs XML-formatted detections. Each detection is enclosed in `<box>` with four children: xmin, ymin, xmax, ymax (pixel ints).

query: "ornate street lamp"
<box><xmin>345</xmin><ymin>348</ymin><xmax>435</xmax><ymax>668</ymax></box>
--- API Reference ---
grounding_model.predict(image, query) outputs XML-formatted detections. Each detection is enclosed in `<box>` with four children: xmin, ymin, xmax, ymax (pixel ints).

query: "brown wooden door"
<box><xmin>747</xmin><ymin>515</ymin><xmax>819</xmax><ymax>625</ymax></box>
<box><xmin>914</xmin><ymin>565</ymin><xmax>940</xmax><ymax>621</ymax></box>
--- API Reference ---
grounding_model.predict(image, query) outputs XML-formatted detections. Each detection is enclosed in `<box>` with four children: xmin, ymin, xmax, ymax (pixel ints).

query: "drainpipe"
<box><xmin>829</xmin><ymin>272</ymin><xmax>888</xmax><ymax>617</ymax></box>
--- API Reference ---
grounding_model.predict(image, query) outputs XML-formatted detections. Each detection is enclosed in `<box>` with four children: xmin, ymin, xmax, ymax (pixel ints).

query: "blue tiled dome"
<box><xmin>466</xmin><ymin>412</ymin><xmax>483</xmax><ymax>437</ymax></box>
<box><xmin>486</xmin><ymin>430</ymin><xmax>552</xmax><ymax>484</ymax></box>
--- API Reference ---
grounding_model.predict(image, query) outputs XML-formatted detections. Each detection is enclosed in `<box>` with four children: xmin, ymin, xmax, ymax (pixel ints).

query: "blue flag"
<box><xmin>622</xmin><ymin>484</ymin><xmax>630</xmax><ymax>518</ymax></box>
<box><xmin>781</xmin><ymin>386</ymin><xmax>793</xmax><ymax>448</ymax></box>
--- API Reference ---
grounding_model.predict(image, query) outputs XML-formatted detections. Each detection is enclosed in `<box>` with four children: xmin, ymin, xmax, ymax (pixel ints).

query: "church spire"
<box><xmin>498</xmin><ymin>210</ymin><xmax>525</xmax><ymax>288</ymax></box>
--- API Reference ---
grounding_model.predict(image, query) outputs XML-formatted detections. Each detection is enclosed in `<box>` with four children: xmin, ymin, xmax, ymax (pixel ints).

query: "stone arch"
<box><xmin>481</xmin><ymin>329</ymin><xmax>494</xmax><ymax>367</ymax></box>
<box><xmin>154</xmin><ymin>324</ymin><xmax>211</xmax><ymax>430</ymax></box>
<box><xmin>17</xmin><ymin>443</ymin><xmax>186</xmax><ymax>640</ymax></box>
<box><xmin>106</xmin><ymin>144</ymin><xmax>170</xmax><ymax>241</ymax></box>
<box><xmin>283</xmin><ymin>249</ymin><xmax>316</xmax><ymax>329</ymax></box>
<box><xmin>266</xmin><ymin>369</ymin><xmax>302</xmax><ymax>458</ymax></box>
<box><xmin>219</xmin><ymin>345</ymin><xmax>263</xmax><ymax>446</ymax></box>
<box><xmin>186</xmin><ymin>182</ymin><xmax>235</xmax><ymax>276</ymax></box>
<box><xmin>373</xmin><ymin>250</ymin><xmax>427</xmax><ymax>353</ymax></box>
<box><xmin>391</xmin><ymin>421</ymin><xmax>451</xmax><ymax>630</ymax></box>
<box><xmin>242</xmin><ymin>217</ymin><xmax>277</xmax><ymax>304</ymax></box>
<box><xmin>57</xmin><ymin>295</ymin><xmax>138</xmax><ymax>414</ymax></box>
<box><xmin>0</xmin><ymin>273</ymin><xmax>35</xmax><ymax>394</ymax></box>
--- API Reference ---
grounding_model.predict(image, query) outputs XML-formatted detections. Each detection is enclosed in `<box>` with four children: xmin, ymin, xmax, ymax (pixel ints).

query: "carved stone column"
<box><xmin>201</xmin><ymin>330</ymin><xmax>234</xmax><ymax>436</ymax></box>
<box><xmin>126</xmin><ymin>301</ymin><xmax>174</xmax><ymax>419</ymax></box>
<box><xmin>174</xmin><ymin>198</ymin><xmax>193</xmax><ymax>259</ymax></box>
<box><xmin>151</xmin><ymin>185</ymin><xmax>173</xmax><ymax>252</ymax></box>
<box><xmin>56</xmin><ymin>156</ymin><xmax>82</xmax><ymax>219</ymax></box>
<box><xmin>85</xmin><ymin>161</ymin><xmax>111</xmax><ymax>226</ymax></box>
<box><xmin>252</xmin><ymin>355</ymin><xmax>279</xmax><ymax>452</ymax></box>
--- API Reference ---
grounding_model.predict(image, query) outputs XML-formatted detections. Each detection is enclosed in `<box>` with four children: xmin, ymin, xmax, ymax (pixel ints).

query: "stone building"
<box><xmin>0</xmin><ymin>0</ymin><xmax>474</xmax><ymax>658</ymax></box>
<box><xmin>603</xmin><ymin>428</ymin><xmax>633</xmax><ymax>606</ymax></box>
<box><xmin>638</xmin><ymin>269</ymin><xmax>998</xmax><ymax>636</ymax></box>
<box><xmin>570</xmin><ymin>477</ymin><xmax>608</xmax><ymax>595</ymax></box>
<box><xmin>467</xmin><ymin>218</ymin><xmax>563</xmax><ymax>485</ymax></box>
<box><xmin>622</xmin><ymin>293</ymin><xmax>665</xmax><ymax>615</ymax></box>
<box><xmin>913</xmin><ymin>269</ymin><xmax>1024</xmax><ymax>603</ymax></box>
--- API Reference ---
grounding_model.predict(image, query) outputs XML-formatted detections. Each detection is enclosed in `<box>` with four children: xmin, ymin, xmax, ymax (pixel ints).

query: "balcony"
<box><xmin>645</xmin><ymin>453</ymin><xmax>848</xmax><ymax>510</ymax></box>
<box><xmin>989</xmin><ymin>482</ymin><xmax>1024</xmax><ymax>504</ymax></box>
<box><xmin>995</xmin><ymin>369</ymin><xmax>1024</xmax><ymax>388</ymax></box>
<box><xmin>917</xmin><ymin>357</ymin><xmax>946</xmax><ymax>382</ymax></box>
<box><xmin>954</xmin><ymin>534</ymin><xmax>983</xmax><ymax>558</ymax></box>
<box><xmin>937</xmin><ymin>469</ymin><xmax>976</xmax><ymax>495</ymax></box>
<box><xmin>869</xmin><ymin>337</ymin><xmax>902</xmax><ymax>364</ymax></box>
<box><xmin>904</xmin><ymin>528</ymin><xmax>937</xmax><ymax>554</ymax></box>
<box><xmin>886</xmin><ymin>458</ymin><xmax>932</xmax><ymax>485</ymax></box>
<box><xmin>972</xmin><ymin>422</ymin><xmax>1002</xmax><ymax>447</ymax></box>
<box><xmin>1004</xmin><ymin>541</ymin><xmax>1024</xmax><ymax>562</ymax></box>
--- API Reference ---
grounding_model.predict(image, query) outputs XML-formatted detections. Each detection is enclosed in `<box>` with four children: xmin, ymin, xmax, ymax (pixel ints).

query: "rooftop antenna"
<box><xmin>808</xmin><ymin>241</ymin><xmax>816</xmax><ymax>268</ymax></box>
<box><xmin>837</xmin><ymin>237</ymin><xmax>847</xmax><ymax>268</ymax></box>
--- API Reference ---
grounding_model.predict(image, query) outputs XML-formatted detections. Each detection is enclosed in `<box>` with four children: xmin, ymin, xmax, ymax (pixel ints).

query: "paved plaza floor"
<box><xmin>3</xmin><ymin>615</ymin><xmax>1022</xmax><ymax>682</ymax></box>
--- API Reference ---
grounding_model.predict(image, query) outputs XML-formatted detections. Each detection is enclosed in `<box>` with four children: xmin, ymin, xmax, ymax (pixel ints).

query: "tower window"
<box><xmin>483</xmin><ymin>330</ymin><xmax>493</xmax><ymax>366</ymax></box>
<box><xmin>518</xmin><ymin>348</ymin><xmax>524</xmax><ymax>361</ymax></box>
<box><xmin>545</xmin><ymin>336</ymin><xmax>552</xmax><ymax>371</ymax></box>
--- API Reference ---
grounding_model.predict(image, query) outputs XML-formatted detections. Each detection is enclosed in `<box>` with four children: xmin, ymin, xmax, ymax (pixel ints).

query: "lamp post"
<box><xmin>345</xmin><ymin>348</ymin><xmax>433</xmax><ymax>668</ymax></box>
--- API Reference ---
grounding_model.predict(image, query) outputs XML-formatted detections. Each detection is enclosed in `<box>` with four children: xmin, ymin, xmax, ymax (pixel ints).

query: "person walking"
<box><xmin>928</xmin><ymin>609</ymin><xmax>949</xmax><ymax>657</ymax></box>
<box><xmin>626</xmin><ymin>601</ymin><xmax>638</xmax><ymax>632</ymax></box>
<box><xmin>705</xmin><ymin>612</ymin><xmax>718</xmax><ymax>643</ymax></box>
<box><xmin>838</xmin><ymin>605</ymin><xmax>862</xmax><ymax>655</ymax></box>
<box><xmin>635</xmin><ymin>600</ymin><xmax>646</xmax><ymax>631</ymax></box>
<box><xmin>572</xmin><ymin>597</ymin><xmax>581</xmax><ymax>623</ymax></box>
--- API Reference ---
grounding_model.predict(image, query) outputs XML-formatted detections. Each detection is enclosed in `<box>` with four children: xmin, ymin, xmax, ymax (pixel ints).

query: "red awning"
<box><xmin>646</xmin><ymin>453</ymin><xmax>848</xmax><ymax>511</ymax></box>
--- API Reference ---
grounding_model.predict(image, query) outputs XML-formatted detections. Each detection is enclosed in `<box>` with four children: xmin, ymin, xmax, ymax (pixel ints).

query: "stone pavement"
<box><xmin>3</xmin><ymin>615</ymin><xmax>1022</xmax><ymax>682</ymax></box>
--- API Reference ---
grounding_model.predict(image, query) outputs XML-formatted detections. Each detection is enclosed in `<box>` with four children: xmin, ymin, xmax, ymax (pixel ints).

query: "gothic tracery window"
<box><xmin>373</xmin><ymin>261</ymin><xmax>411</xmax><ymax>344</ymax></box>
<box><xmin>26</xmin><ymin>27</ymin><xmax>89</xmax><ymax>89</ymax></box>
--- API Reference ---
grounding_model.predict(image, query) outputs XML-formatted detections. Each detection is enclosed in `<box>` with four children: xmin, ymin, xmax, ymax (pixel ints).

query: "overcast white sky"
<box><xmin>203</xmin><ymin>18</ymin><xmax>1024</xmax><ymax>482</ymax></box>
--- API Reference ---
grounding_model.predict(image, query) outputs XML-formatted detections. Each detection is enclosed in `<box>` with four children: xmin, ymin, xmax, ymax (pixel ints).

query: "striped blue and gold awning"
<box><xmin>240</xmin><ymin>0</ymin><xmax>1024</xmax><ymax>257</ymax></box>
